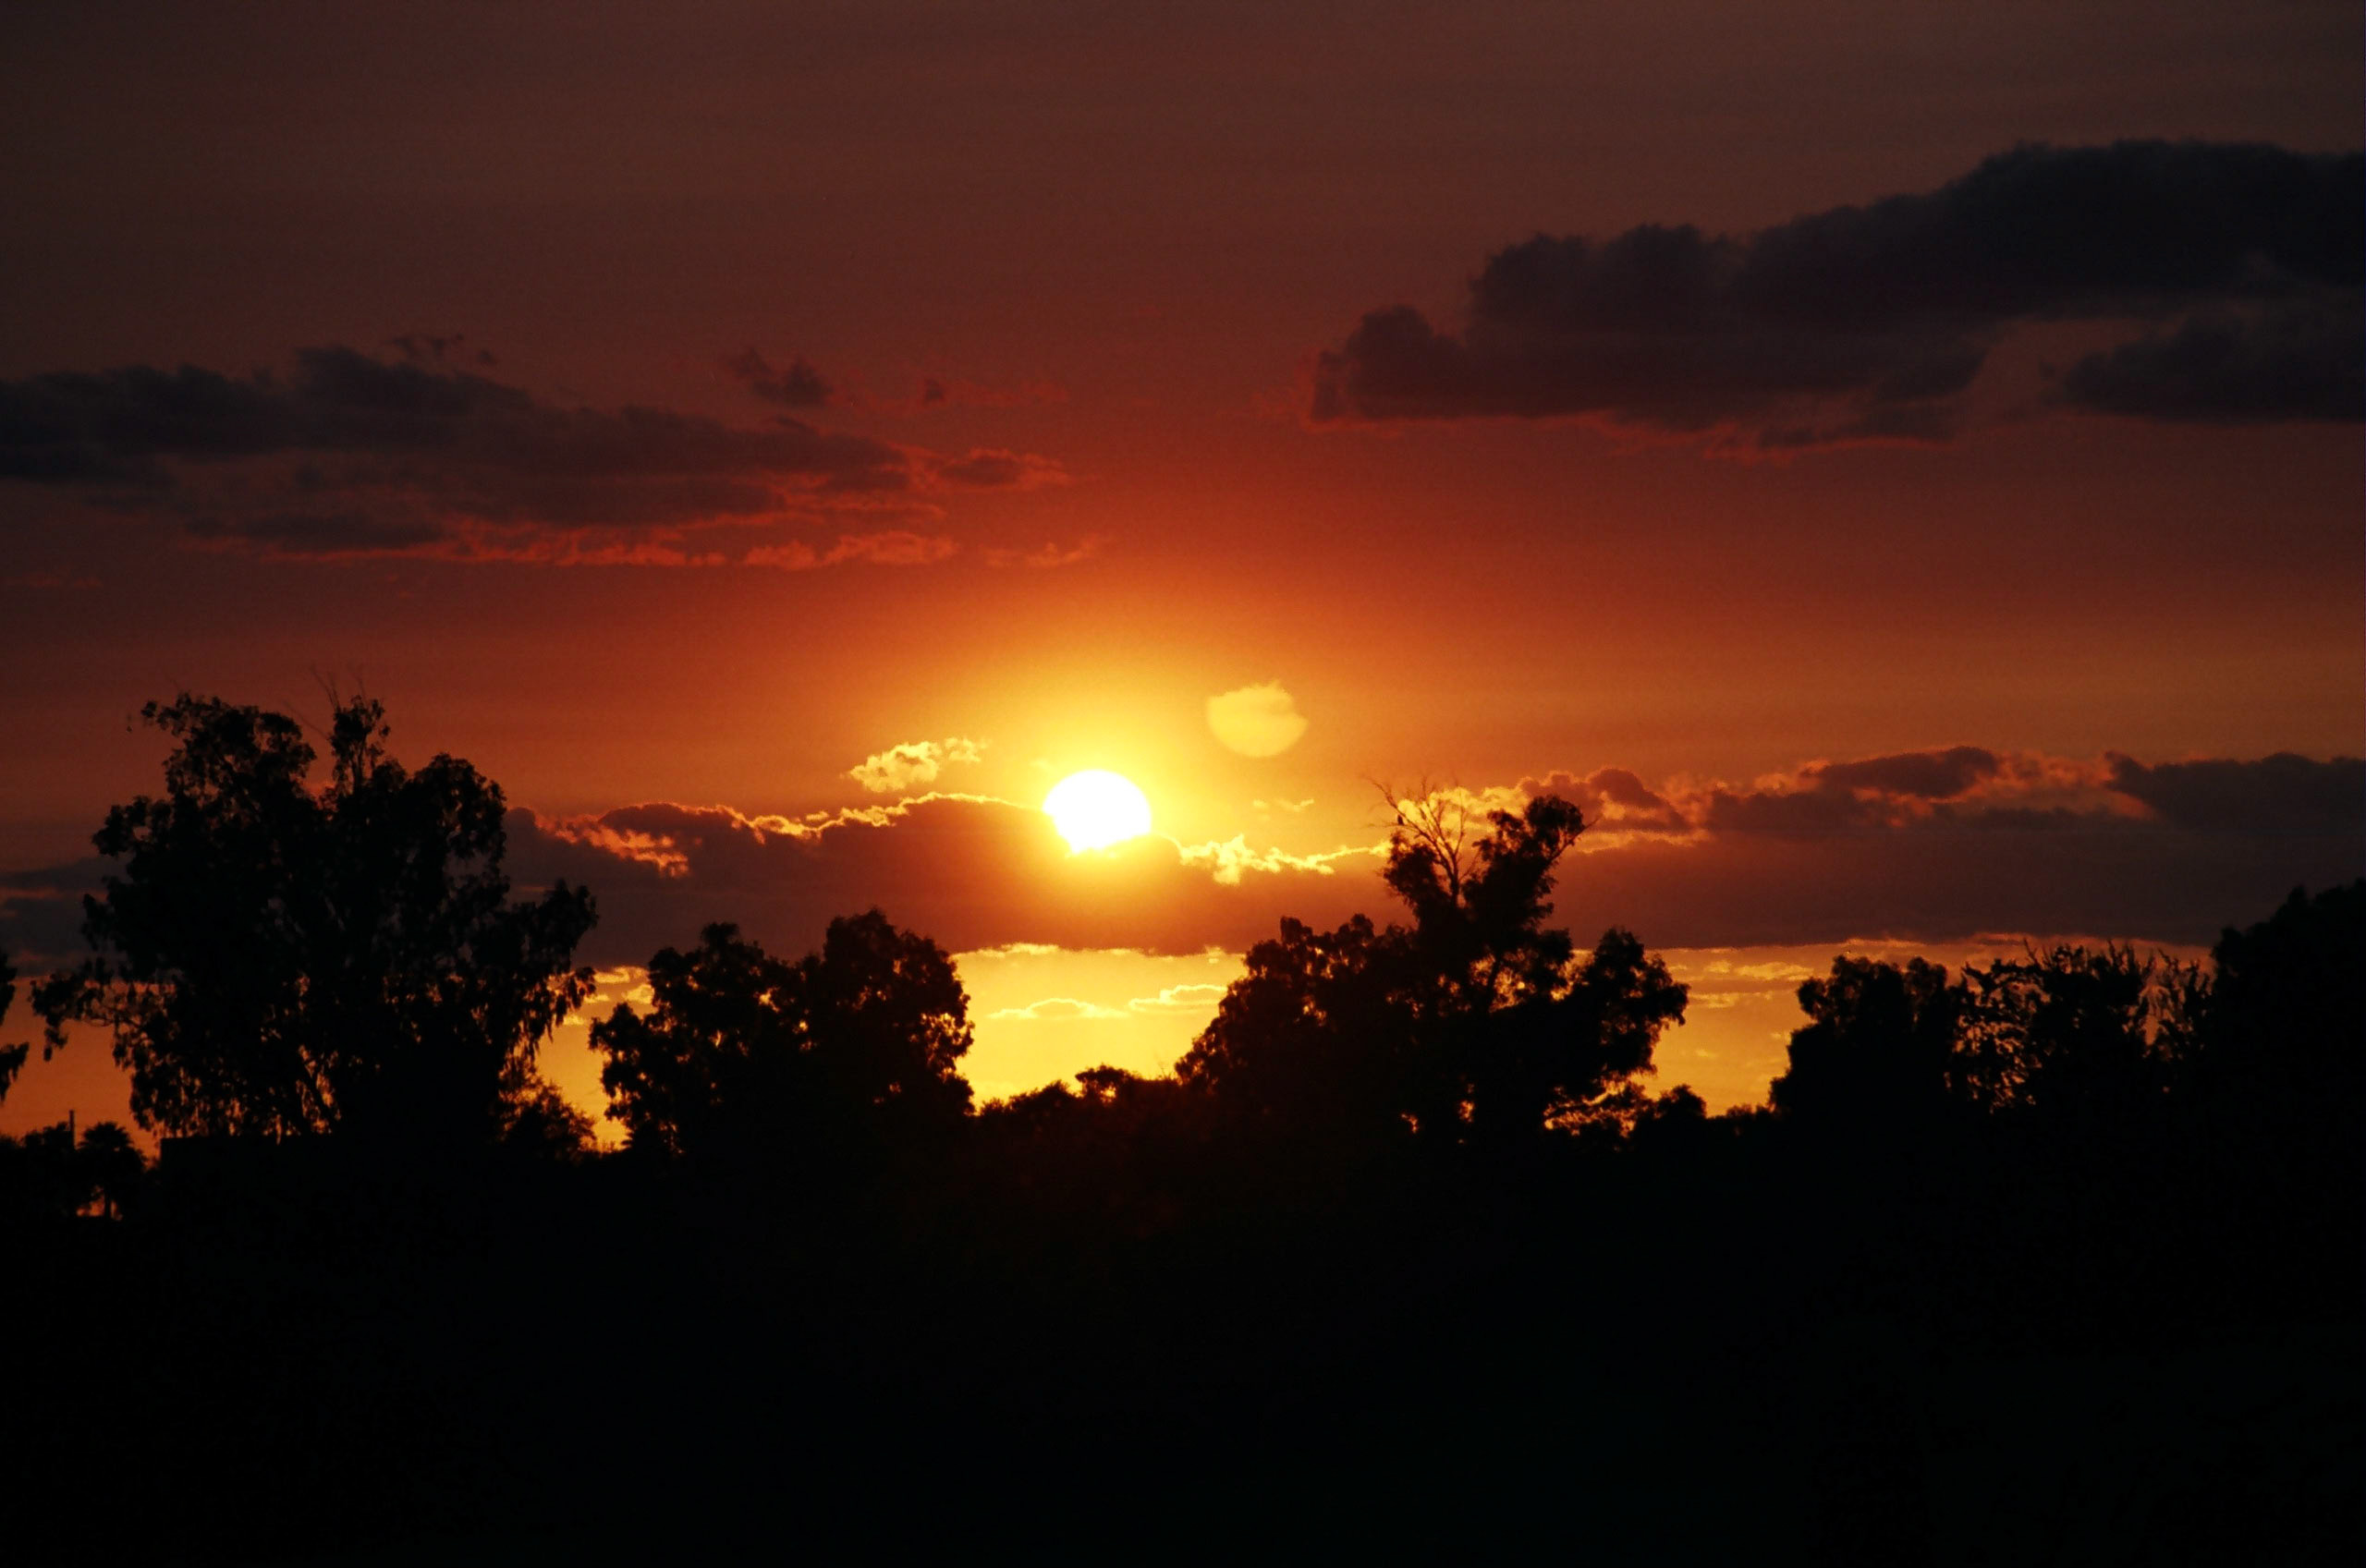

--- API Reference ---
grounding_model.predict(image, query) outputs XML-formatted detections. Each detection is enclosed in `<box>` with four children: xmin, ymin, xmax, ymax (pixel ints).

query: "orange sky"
<box><xmin>2</xmin><ymin>2</ymin><xmax>2360</xmax><ymax>1137</ymax></box>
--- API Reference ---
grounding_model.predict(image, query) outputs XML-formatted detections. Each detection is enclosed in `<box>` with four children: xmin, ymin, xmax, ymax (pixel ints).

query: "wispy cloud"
<box><xmin>988</xmin><ymin>997</ymin><xmax>1128</xmax><ymax>1022</ymax></box>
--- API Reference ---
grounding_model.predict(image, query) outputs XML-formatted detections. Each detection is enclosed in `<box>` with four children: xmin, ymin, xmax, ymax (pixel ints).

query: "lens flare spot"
<box><xmin>1043</xmin><ymin>770</ymin><xmax>1153</xmax><ymax>852</ymax></box>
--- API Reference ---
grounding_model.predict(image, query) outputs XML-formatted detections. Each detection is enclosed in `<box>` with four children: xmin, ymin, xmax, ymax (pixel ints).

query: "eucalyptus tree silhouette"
<box><xmin>0</xmin><ymin>946</ymin><xmax>22</xmax><ymax>1104</ymax></box>
<box><xmin>1768</xmin><ymin>956</ymin><xmax>1960</xmax><ymax>1135</ymax></box>
<box><xmin>1177</xmin><ymin>914</ymin><xmax>1418</xmax><ymax>1147</ymax></box>
<box><xmin>1180</xmin><ymin>791</ymin><xmax>1688</xmax><ymax>1149</ymax></box>
<box><xmin>2198</xmin><ymin>881</ymin><xmax>2364</xmax><ymax>1122</ymax></box>
<box><xmin>592</xmin><ymin>910</ymin><xmax>973</xmax><ymax>1161</ymax></box>
<box><xmin>2187</xmin><ymin>881</ymin><xmax>2364</xmax><ymax>1262</ymax></box>
<box><xmin>1954</xmin><ymin>944</ymin><xmax>2202</xmax><ymax>1121</ymax></box>
<box><xmin>31</xmin><ymin>693</ymin><xmax>596</xmax><ymax>1145</ymax></box>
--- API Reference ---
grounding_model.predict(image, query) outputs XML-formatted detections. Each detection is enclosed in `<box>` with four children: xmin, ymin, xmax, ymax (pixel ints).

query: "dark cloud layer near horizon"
<box><xmin>1311</xmin><ymin>141</ymin><xmax>2365</xmax><ymax>447</ymax></box>
<box><xmin>6</xmin><ymin>747</ymin><xmax>2353</xmax><ymax>973</ymax></box>
<box><xmin>0</xmin><ymin>345</ymin><xmax>1064</xmax><ymax>562</ymax></box>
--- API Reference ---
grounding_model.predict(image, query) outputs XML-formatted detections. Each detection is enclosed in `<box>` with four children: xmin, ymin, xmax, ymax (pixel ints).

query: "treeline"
<box><xmin>2</xmin><ymin>695</ymin><xmax>2358</xmax><ymax>1563</ymax></box>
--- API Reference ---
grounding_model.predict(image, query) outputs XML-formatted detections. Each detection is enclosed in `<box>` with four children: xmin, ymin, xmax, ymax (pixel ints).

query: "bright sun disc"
<box><xmin>1043</xmin><ymin>770</ymin><xmax>1153</xmax><ymax>852</ymax></box>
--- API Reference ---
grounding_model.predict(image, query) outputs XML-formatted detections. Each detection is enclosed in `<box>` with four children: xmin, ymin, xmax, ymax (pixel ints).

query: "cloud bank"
<box><xmin>506</xmin><ymin>748</ymin><xmax>2360</xmax><ymax>964</ymax></box>
<box><xmin>1509</xmin><ymin>749</ymin><xmax>2362</xmax><ymax>947</ymax></box>
<box><xmin>0</xmin><ymin>344</ymin><xmax>1068</xmax><ymax>562</ymax></box>
<box><xmin>6</xmin><ymin>748</ymin><xmax>2353</xmax><ymax>972</ymax></box>
<box><xmin>1311</xmin><ymin>141</ymin><xmax>2364</xmax><ymax>448</ymax></box>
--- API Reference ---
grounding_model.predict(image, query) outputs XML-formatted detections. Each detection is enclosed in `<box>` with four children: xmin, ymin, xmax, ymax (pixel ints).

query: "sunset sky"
<box><xmin>4</xmin><ymin>1</ymin><xmax>2359</xmax><ymax>1135</ymax></box>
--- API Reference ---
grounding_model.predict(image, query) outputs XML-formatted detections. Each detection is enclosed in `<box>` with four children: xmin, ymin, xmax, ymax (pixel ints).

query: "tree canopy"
<box><xmin>33</xmin><ymin>693</ymin><xmax>596</xmax><ymax>1144</ymax></box>
<box><xmin>1179</xmin><ymin>791</ymin><xmax>1689</xmax><ymax>1149</ymax></box>
<box><xmin>591</xmin><ymin>910</ymin><xmax>973</xmax><ymax>1161</ymax></box>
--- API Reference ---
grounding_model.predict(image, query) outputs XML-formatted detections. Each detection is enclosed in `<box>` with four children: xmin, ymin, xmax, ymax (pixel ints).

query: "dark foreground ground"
<box><xmin>9</xmin><ymin>1118</ymin><xmax>2359</xmax><ymax>1566</ymax></box>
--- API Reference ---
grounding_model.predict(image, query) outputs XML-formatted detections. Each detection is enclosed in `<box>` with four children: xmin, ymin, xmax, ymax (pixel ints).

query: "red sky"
<box><xmin>3</xmin><ymin>1</ymin><xmax>2359</xmax><ymax>1133</ymax></box>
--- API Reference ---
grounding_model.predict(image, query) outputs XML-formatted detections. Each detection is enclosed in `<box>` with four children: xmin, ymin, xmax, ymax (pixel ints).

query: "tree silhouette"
<box><xmin>31</xmin><ymin>693</ymin><xmax>596</xmax><ymax>1144</ymax></box>
<box><xmin>2187</xmin><ymin>881</ymin><xmax>2364</xmax><ymax>1223</ymax></box>
<box><xmin>592</xmin><ymin>923</ymin><xmax>798</xmax><ymax>1158</ymax></box>
<box><xmin>796</xmin><ymin>908</ymin><xmax>976</xmax><ymax>1131</ymax></box>
<box><xmin>2197</xmin><ymin>881</ymin><xmax>2364</xmax><ymax>1119</ymax></box>
<box><xmin>1955</xmin><ymin>943</ymin><xmax>2201</xmax><ymax>1121</ymax></box>
<box><xmin>0</xmin><ymin>1118</ymin><xmax>143</xmax><ymax>1219</ymax></box>
<box><xmin>1178</xmin><ymin>914</ymin><xmax>1423</xmax><ymax>1147</ymax></box>
<box><xmin>496</xmin><ymin>1076</ymin><xmax>599</xmax><ymax>1161</ymax></box>
<box><xmin>592</xmin><ymin>909</ymin><xmax>973</xmax><ymax>1161</ymax></box>
<box><xmin>1182</xmin><ymin>792</ymin><xmax>1688</xmax><ymax>1149</ymax></box>
<box><xmin>1769</xmin><ymin>956</ymin><xmax>1960</xmax><ymax>1134</ymax></box>
<box><xmin>0</xmin><ymin>946</ymin><xmax>22</xmax><ymax>1105</ymax></box>
<box><xmin>72</xmin><ymin>1121</ymin><xmax>144</xmax><ymax>1217</ymax></box>
<box><xmin>1480</xmin><ymin>926</ymin><xmax>1690</xmax><ymax>1144</ymax></box>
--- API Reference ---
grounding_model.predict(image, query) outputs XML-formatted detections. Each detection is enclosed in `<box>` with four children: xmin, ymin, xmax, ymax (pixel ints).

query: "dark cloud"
<box><xmin>903</xmin><ymin>376</ymin><xmax>1067</xmax><ymax>413</ymax></box>
<box><xmin>1558</xmin><ymin>818</ymin><xmax>2360</xmax><ymax>950</ymax></box>
<box><xmin>186</xmin><ymin>509</ymin><xmax>453</xmax><ymax>555</ymax></box>
<box><xmin>2105</xmin><ymin>752</ymin><xmax>2366</xmax><ymax>835</ymax></box>
<box><xmin>1311</xmin><ymin>141</ymin><xmax>2364</xmax><ymax>445</ymax></box>
<box><xmin>0</xmin><ymin>346</ymin><xmax>893</xmax><ymax>488</ymax></box>
<box><xmin>1805</xmin><ymin>747</ymin><xmax>2000</xmax><ymax>800</ymax></box>
<box><xmin>1554</xmin><ymin>748</ymin><xmax>2363</xmax><ymax>945</ymax></box>
<box><xmin>1516</xmin><ymin>767</ymin><xmax>1690</xmax><ymax>835</ymax></box>
<box><xmin>0</xmin><ymin>859</ymin><xmax>106</xmax><ymax>969</ymax></box>
<box><xmin>2056</xmin><ymin>299</ymin><xmax>2364</xmax><ymax>421</ymax></box>
<box><xmin>0</xmin><ymin>346</ymin><xmax>1060</xmax><ymax>561</ymax></box>
<box><xmin>1693</xmin><ymin>747</ymin><xmax>2005</xmax><ymax>833</ymax></box>
<box><xmin>723</xmin><ymin>349</ymin><xmax>834</xmax><ymax>409</ymax></box>
<box><xmin>929</xmin><ymin>448</ymin><xmax>1070</xmax><ymax>490</ymax></box>
<box><xmin>388</xmin><ymin>334</ymin><xmax>496</xmax><ymax>369</ymax></box>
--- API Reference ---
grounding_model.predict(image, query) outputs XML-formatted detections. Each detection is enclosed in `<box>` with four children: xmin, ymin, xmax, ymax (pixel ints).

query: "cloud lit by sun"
<box><xmin>1043</xmin><ymin>770</ymin><xmax>1153</xmax><ymax>852</ymax></box>
<box><xmin>1207</xmin><ymin>683</ymin><xmax>1308</xmax><ymax>758</ymax></box>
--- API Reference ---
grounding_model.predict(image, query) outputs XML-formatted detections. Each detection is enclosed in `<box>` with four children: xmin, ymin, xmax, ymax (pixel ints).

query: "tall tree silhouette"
<box><xmin>2197</xmin><ymin>881</ymin><xmax>2363</xmax><ymax>1120</ymax></box>
<box><xmin>32</xmin><ymin>694</ymin><xmax>596</xmax><ymax>1143</ymax></box>
<box><xmin>592</xmin><ymin>910</ymin><xmax>973</xmax><ymax>1161</ymax></box>
<box><xmin>0</xmin><ymin>946</ymin><xmax>22</xmax><ymax>1104</ymax></box>
<box><xmin>1182</xmin><ymin>793</ymin><xmax>1688</xmax><ymax>1147</ymax></box>
<box><xmin>2189</xmin><ymin>881</ymin><xmax>2364</xmax><ymax>1234</ymax></box>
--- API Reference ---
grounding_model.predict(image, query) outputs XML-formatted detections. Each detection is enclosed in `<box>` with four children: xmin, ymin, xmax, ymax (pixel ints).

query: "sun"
<box><xmin>1043</xmin><ymin>770</ymin><xmax>1153</xmax><ymax>852</ymax></box>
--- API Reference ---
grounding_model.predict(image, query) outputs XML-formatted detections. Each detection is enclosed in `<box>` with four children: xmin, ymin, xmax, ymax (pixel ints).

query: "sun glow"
<box><xmin>1043</xmin><ymin>770</ymin><xmax>1153</xmax><ymax>852</ymax></box>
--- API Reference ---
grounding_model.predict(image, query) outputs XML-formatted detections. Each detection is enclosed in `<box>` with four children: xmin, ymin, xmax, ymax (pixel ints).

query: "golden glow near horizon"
<box><xmin>1043</xmin><ymin>770</ymin><xmax>1153</xmax><ymax>852</ymax></box>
